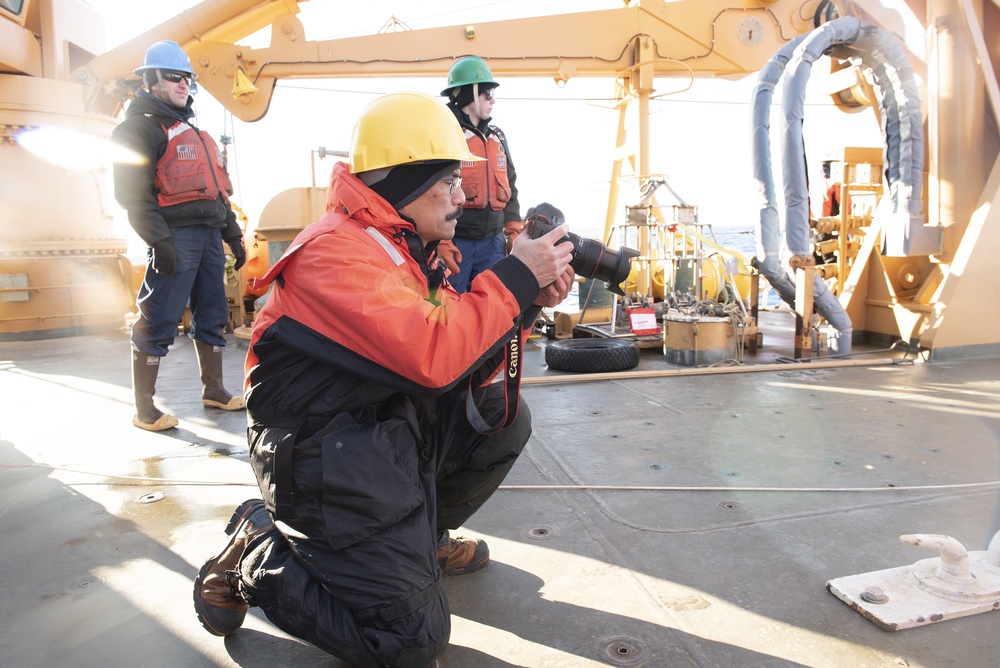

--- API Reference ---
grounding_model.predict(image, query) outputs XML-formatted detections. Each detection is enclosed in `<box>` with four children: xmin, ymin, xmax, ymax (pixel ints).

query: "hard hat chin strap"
<box><xmin>472</xmin><ymin>82</ymin><xmax>481</xmax><ymax>122</ymax></box>
<box><xmin>149</xmin><ymin>69</ymin><xmax>170</xmax><ymax>103</ymax></box>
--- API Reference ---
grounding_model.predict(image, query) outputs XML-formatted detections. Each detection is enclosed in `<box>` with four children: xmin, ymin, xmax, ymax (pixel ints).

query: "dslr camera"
<box><xmin>524</xmin><ymin>203</ymin><xmax>639</xmax><ymax>296</ymax></box>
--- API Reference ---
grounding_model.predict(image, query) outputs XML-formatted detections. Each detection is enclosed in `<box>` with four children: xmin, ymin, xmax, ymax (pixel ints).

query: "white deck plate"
<box><xmin>827</xmin><ymin>566</ymin><xmax>1000</xmax><ymax>631</ymax></box>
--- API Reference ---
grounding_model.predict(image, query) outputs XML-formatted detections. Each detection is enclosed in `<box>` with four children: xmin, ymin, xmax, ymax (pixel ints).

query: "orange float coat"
<box><xmin>246</xmin><ymin>161</ymin><xmax>540</xmax><ymax>396</ymax></box>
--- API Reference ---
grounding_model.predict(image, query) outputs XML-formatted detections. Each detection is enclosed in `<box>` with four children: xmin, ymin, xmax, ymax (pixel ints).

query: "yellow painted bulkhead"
<box><xmin>0</xmin><ymin>73</ymin><xmax>132</xmax><ymax>338</ymax></box>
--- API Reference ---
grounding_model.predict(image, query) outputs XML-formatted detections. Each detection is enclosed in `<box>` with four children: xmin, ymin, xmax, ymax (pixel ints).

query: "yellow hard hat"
<box><xmin>350</xmin><ymin>91</ymin><xmax>482</xmax><ymax>173</ymax></box>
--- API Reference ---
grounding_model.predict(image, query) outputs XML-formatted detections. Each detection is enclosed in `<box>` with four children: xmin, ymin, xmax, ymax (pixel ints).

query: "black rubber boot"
<box><xmin>194</xmin><ymin>340</ymin><xmax>245</xmax><ymax>411</ymax></box>
<box><xmin>131</xmin><ymin>351</ymin><xmax>178</xmax><ymax>431</ymax></box>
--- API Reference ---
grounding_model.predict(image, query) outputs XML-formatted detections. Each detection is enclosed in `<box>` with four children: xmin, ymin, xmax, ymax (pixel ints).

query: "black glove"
<box><xmin>227</xmin><ymin>236</ymin><xmax>247</xmax><ymax>271</ymax></box>
<box><xmin>151</xmin><ymin>239</ymin><xmax>177</xmax><ymax>275</ymax></box>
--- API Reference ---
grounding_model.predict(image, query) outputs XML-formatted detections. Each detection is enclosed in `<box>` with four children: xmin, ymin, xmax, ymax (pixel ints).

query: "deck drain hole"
<box><xmin>67</xmin><ymin>575</ymin><xmax>103</xmax><ymax>594</ymax></box>
<box><xmin>137</xmin><ymin>492</ymin><xmax>166</xmax><ymax>504</ymax></box>
<box><xmin>717</xmin><ymin>501</ymin><xmax>745</xmax><ymax>512</ymax></box>
<box><xmin>599</xmin><ymin>637</ymin><xmax>645</xmax><ymax>665</ymax></box>
<box><xmin>526</xmin><ymin>526</ymin><xmax>554</xmax><ymax>540</ymax></box>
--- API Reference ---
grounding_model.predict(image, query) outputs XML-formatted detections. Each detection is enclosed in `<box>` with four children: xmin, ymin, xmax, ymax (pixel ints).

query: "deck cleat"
<box><xmin>827</xmin><ymin>530</ymin><xmax>1000</xmax><ymax>630</ymax></box>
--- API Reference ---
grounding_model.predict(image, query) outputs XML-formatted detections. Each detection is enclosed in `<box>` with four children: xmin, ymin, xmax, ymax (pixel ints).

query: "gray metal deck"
<box><xmin>2</xmin><ymin>311</ymin><xmax>999</xmax><ymax>667</ymax></box>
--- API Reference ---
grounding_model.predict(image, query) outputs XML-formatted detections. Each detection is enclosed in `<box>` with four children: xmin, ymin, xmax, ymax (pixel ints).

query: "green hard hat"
<box><xmin>441</xmin><ymin>56</ymin><xmax>498</xmax><ymax>96</ymax></box>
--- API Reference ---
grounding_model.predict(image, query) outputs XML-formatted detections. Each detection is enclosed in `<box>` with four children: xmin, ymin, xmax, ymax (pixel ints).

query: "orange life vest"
<box><xmin>460</xmin><ymin>129</ymin><xmax>511</xmax><ymax>211</ymax></box>
<box><xmin>154</xmin><ymin>121</ymin><xmax>234</xmax><ymax>208</ymax></box>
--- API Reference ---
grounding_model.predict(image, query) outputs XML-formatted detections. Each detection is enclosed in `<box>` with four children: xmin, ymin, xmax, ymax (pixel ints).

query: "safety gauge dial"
<box><xmin>737</xmin><ymin>16</ymin><xmax>765</xmax><ymax>47</ymax></box>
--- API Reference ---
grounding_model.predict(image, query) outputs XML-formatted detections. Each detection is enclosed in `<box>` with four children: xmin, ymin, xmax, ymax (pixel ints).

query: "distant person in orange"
<box><xmin>810</xmin><ymin>155</ymin><xmax>841</xmax><ymax>265</ymax></box>
<box><xmin>822</xmin><ymin>157</ymin><xmax>841</xmax><ymax>217</ymax></box>
<box><xmin>112</xmin><ymin>40</ymin><xmax>246</xmax><ymax>432</ymax></box>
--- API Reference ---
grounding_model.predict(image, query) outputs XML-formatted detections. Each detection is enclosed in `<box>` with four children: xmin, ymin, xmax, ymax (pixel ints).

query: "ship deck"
<box><xmin>2</xmin><ymin>309</ymin><xmax>999</xmax><ymax>668</ymax></box>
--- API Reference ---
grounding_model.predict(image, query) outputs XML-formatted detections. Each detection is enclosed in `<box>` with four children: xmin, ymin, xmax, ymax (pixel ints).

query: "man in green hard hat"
<box><xmin>437</xmin><ymin>55</ymin><xmax>523</xmax><ymax>293</ymax></box>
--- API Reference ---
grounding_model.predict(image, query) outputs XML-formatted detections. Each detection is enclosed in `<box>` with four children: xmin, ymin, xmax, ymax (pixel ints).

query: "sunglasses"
<box><xmin>162</xmin><ymin>71</ymin><xmax>192</xmax><ymax>85</ymax></box>
<box><xmin>481</xmin><ymin>88</ymin><xmax>495</xmax><ymax>101</ymax></box>
<box><xmin>440</xmin><ymin>175</ymin><xmax>463</xmax><ymax>196</ymax></box>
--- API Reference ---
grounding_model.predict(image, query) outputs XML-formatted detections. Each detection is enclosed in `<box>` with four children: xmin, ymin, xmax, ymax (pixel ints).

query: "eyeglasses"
<box><xmin>481</xmin><ymin>88</ymin><xmax>495</xmax><ymax>101</ymax></box>
<box><xmin>161</xmin><ymin>71</ymin><xmax>192</xmax><ymax>85</ymax></box>
<box><xmin>440</xmin><ymin>175</ymin><xmax>462</xmax><ymax>196</ymax></box>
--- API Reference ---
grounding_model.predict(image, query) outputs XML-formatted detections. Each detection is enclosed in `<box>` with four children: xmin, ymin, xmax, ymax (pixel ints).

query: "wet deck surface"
<box><xmin>2</xmin><ymin>310</ymin><xmax>999</xmax><ymax>667</ymax></box>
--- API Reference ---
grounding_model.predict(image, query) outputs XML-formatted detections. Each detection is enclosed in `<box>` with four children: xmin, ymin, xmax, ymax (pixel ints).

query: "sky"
<box><xmin>82</xmin><ymin>0</ymin><xmax>918</xmax><ymax>247</ymax></box>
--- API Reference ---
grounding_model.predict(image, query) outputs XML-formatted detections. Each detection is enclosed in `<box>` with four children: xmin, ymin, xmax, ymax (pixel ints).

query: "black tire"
<box><xmin>544</xmin><ymin>338</ymin><xmax>640</xmax><ymax>373</ymax></box>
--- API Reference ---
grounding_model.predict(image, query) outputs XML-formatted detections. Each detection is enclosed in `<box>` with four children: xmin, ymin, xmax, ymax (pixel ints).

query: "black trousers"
<box><xmin>239</xmin><ymin>385</ymin><xmax>531</xmax><ymax>668</ymax></box>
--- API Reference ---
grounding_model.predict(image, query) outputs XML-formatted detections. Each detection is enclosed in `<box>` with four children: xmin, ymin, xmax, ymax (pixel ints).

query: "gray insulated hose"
<box><xmin>751</xmin><ymin>17</ymin><xmax>862</xmax><ymax>351</ymax></box>
<box><xmin>751</xmin><ymin>32</ymin><xmax>808</xmax><ymax>307</ymax></box>
<box><xmin>854</xmin><ymin>25</ymin><xmax>925</xmax><ymax>218</ymax></box>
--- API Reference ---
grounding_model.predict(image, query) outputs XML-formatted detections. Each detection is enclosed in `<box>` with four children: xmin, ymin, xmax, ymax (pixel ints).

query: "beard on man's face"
<box><xmin>445</xmin><ymin>206</ymin><xmax>463</xmax><ymax>222</ymax></box>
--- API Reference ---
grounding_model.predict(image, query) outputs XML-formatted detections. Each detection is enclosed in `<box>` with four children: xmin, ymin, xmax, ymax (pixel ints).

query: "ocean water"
<box><xmin>709</xmin><ymin>225</ymin><xmax>757</xmax><ymax>256</ymax></box>
<box><xmin>699</xmin><ymin>225</ymin><xmax>785</xmax><ymax>306</ymax></box>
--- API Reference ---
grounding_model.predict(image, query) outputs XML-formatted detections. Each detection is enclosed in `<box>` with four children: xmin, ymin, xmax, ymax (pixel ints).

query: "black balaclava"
<box><xmin>448</xmin><ymin>83</ymin><xmax>498</xmax><ymax>111</ymax></box>
<box><xmin>361</xmin><ymin>160</ymin><xmax>460</xmax><ymax>210</ymax></box>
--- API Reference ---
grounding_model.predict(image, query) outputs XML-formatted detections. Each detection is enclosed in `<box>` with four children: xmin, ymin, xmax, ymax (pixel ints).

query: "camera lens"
<box><xmin>569</xmin><ymin>235</ymin><xmax>640</xmax><ymax>296</ymax></box>
<box><xmin>524</xmin><ymin>203</ymin><xmax>639</xmax><ymax>296</ymax></box>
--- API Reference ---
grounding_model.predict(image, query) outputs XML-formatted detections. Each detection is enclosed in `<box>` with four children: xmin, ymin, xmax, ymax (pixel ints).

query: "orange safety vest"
<box><xmin>460</xmin><ymin>129</ymin><xmax>512</xmax><ymax>211</ymax></box>
<box><xmin>154</xmin><ymin>121</ymin><xmax>234</xmax><ymax>208</ymax></box>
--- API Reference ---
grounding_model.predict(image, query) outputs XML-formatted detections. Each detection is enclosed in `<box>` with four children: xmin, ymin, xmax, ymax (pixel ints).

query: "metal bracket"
<box><xmin>826</xmin><ymin>531</ymin><xmax>1000</xmax><ymax>631</ymax></box>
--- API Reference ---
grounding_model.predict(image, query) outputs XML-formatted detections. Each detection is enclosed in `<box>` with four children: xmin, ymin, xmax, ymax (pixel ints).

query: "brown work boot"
<box><xmin>437</xmin><ymin>531</ymin><xmax>489</xmax><ymax>576</ymax></box>
<box><xmin>194</xmin><ymin>499</ymin><xmax>273</xmax><ymax>636</ymax></box>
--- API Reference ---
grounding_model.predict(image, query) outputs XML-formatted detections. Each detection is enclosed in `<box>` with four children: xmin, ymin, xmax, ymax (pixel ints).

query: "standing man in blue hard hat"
<box><xmin>112</xmin><ymin>40</ymin><xmax>247</xmax><ymax>431</ymax></box>
<box><xmin>436</xmin><ymin>56</ymin><xmax>523</xmax><ymax>293</ymax></box>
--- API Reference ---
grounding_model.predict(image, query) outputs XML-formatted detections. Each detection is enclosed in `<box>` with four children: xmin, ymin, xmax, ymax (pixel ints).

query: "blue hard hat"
<box><xmin>134</xmin><ymin>40</ymin><xmax>196</xmax><ymax>77</ymax></box>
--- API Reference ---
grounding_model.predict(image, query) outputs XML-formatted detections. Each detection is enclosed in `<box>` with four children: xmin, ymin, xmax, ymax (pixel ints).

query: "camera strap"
<box><xmin>464</xmin><ymin>333</ymin><xmax>521</xmax><ymax>435</ymax></box>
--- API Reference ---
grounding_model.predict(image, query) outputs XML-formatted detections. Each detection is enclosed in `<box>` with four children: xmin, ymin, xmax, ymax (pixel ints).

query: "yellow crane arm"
<box><xmin>72</xmin><ymin>0</ymin><xmax>306</xmax><ymax>117</ymax></box>
<box><xmin>188</xmin><ymin>0</ymin><xmax>823</xmax><ymax>122</ymax></box>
